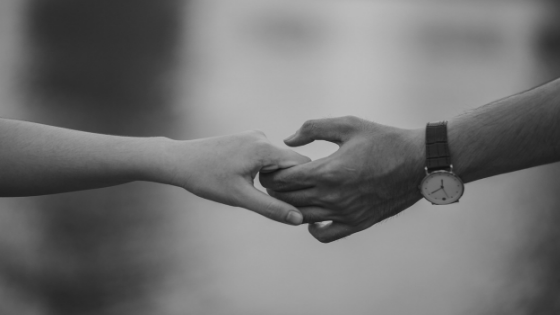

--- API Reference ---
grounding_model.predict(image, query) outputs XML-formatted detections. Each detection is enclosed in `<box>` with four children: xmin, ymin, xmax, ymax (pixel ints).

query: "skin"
<box><xmin>260</xmin><ymin>116</ymin><xmax>425</xmax><ymax>242</ymax></box>
<box><xmin>260</xmin><ymin>78</ymin><xmax>560</xmax><ymax>243</ymax></box>
<box><xmin>0</xmin><ymin>119</ymin><xmax>309</xmax><ymax>225</ymax></box>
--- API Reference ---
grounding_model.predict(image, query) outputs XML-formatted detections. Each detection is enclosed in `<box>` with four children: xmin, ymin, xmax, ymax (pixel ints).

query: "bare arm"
<box><xmin>0</xmin><ymin>118</ymin><xmax>162</xmax><ymax>196</ymax></box>
<box><xmin>261</xmin><ymin>78</ymin><xmax>560</xmax><ymax>242</ymax></box>
<box><xmin>450</xmin><ymin>78</ymin><xmax>560</xmax><ymax>183</ymax></box>
<box><xmin>0</xmin><ymin>118</ymin><xmax>308</xmax><ymax>225</ymax></box>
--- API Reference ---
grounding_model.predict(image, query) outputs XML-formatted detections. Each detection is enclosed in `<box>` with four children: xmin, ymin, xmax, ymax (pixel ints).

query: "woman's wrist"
<box><xmin>128</xmin><ymin>136</ymin><xmax>184</xmax><ymax>187</ymax></box>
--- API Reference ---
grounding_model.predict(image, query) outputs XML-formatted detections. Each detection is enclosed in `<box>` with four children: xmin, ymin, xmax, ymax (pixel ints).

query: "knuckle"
<box><xmin>319</xmin><ymin>161</ymin><xmax>343</xmax><ymax>183</ymax></box>
<box><xmin>340</xmin><ymin>115</ymin><xmax>360</xmax><ymax>127</ymax></box>
<box><xmin>323</xmin><ymin>190</ymin><xmax>342</xmax><ymax>205</ymax></box>
<box><xmin>262</xmin><ymin>200</ymin><xmax>280</xmax><ymax>218</ymax></box>
<box><xmin>244</xmin><ymin>129</ymin><xmax>267</xmax><ymax>141</ymax></box>
<box><xmin>321</xmin><ymin>171</ymin><xmax>338</xmax><ymax>184</ymax></box>
<box><xmin>301</xmin><ymin>120</ymin><xmax>318</xmax><ymax>135</ymax></box>
<box><xmin>339</xmin><ymin>115</ymin><xmax>371</xmax><ymax>136</ymax></box>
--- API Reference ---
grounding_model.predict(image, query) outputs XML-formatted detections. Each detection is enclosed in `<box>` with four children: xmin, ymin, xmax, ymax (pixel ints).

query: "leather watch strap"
<box><xmin>425</xmin><ymin>121</ymin><xmax>451</xmax><ymax>172</ymax></box>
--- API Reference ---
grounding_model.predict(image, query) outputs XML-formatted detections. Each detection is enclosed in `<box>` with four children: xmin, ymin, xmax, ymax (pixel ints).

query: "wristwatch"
<box><xmin>419</xmin><ymin>121</ymin><xmax>464</xmax><ymax>205</ymax></box>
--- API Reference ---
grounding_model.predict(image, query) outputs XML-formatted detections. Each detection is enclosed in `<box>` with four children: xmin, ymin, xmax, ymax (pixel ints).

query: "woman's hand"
<box><xmin>0</xmin><ymin>118</ymin><xmax>308</xmax><ymax>226</ymax></box>
<box><xmin>158</xmin><ymin>130</ymin><xmax>311</xmax><ymax>225</ymax></box>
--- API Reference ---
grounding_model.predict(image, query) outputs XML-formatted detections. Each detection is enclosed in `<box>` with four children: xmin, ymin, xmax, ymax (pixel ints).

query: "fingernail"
<box><xmin>286</xmin><ymin>211</ymin><xmax>303</xmax><ymax>225</ymax></box>
<box><xmin>284</xmin><ymin>131</ymin><xmax>298</xmax><ymax>142</ymax></box>
<box><xmin>284</xmin><ymin>133</ymin><xmax>296</xmax><ymax>141</ymax></box>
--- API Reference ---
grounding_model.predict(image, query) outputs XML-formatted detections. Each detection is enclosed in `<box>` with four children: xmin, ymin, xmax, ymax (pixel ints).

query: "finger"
<box><xmin>259</xmin><ymin>162</ymin><xmax>315</xmax><ymax>191</ymax></box>
<box><xmin>267</xmin><ymin>188</ymin><xmax>320</xmax><ymax>207</ymax></box>
<box><xmin>284</xmin><ymin>116</ymin><xmax>362</xmax><ymax>147</ymax></box>
<box><xmin>308</xmin><ymin>221</ymin><xmax>357</xmax><ymax>243</ymax></box>
<box><xmin>261</xmin><ymin>147</ymin><xmax>311</xmax><ymax>173</ymax></box>
<box><xmin>236</xmin><ymin>183</ymin><xmax>303</xmax><ymax>226</ymax></box>
<box><xmin>298</xmin><ymin>206</ymin><xmax>338</xmax><ymax>224</ymax></box>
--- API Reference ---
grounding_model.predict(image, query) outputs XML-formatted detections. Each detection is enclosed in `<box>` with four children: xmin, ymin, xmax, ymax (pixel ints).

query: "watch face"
<box><xmin>420</xmin><ymin>171</ymin><xmax>464</xmax><ymax>205</ymax></box>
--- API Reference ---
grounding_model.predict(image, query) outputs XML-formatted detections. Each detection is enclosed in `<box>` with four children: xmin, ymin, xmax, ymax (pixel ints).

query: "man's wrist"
<box><xmin>447</xmin><ymin>118</ymin><xmax>473</xmax><ymax>183</ymax></box>
<box><xmin>405</xmin><ymin>127</ymin><xmax>427</xmax><ymax>190</ymax></box>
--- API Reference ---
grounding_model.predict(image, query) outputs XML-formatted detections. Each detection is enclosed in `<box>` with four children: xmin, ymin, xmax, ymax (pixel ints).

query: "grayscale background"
<box><xmin>0</xmin><ymin>0</ymin><xmax>559</xmax><ymax>314</ymax></box>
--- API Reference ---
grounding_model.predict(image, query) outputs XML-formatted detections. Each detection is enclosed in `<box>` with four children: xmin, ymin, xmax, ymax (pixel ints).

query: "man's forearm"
<box><xmin>0</xmin><ymin>118</ymin><xmax>169</xmax><ymax>196</ymax></box>
<box><xmin>260</xmin><ymin>78</ymin><xmax>560</xmax><ymax>241</ymax></box>
<box><xmin>448</xmin><ymin>78</ymin><xmax>560</xmax><ymax>184</ymax></box>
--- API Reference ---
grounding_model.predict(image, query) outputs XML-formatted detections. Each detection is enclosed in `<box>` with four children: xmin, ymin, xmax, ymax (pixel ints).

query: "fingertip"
<box><xmin>308</xmin><ymin>221</ymin><xmax>353</xmax><ymax>243</ymax></box>
<box><xmin>289</xmin><ymin>150</ymin><xmax>311</xmax><ymax>164</ymax></box>
<box><xmin>283</xmin><ymin>138</ymin><xmax>298</xmax><ymax>147</ymax></box>
<box><xmin>286</xmin><ymin>210</ymin><xmax>303</xmax><ymax>226</ymax></box>
<box><xmin>284</xmin><ymin>135</ymin><xmax>313</xmax><ymax>147</ymax></box>
<box><xmin>239</xmin><ymin>185</ymin><xmax>304</xmax><ymax>226</ymax></box>
<box><xmin>271</xmin><ymin>148</ymin><xmax>310</xmax><ymax>170</ymax></box>
<box><xmin>308</xmin><ymin>222</ymin><xmax>334</xmax><ymax>243</ymax></box>
<box><xmin>283</xmin><ymin>128</ymin><xmax>312</xmax><ymax>147</ymax></box>
<box><xmin>283</xmin><ymin>132</ymin><xmax>298</xmax><ymax>143</ymax></box>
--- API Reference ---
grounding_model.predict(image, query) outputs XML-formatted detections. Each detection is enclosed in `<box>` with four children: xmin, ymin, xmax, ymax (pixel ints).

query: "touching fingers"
<box><xmin>267</xmin><ymin>188</ymin><xmax>319</xmax><ymax>207</ymax></box>
<box><xmin>236</xmin><ymin>182</ymin><xmax>303</xmax><ymax>226</ymax></box>
<box><xmin>259</xmin><ymin>162</ymin><xmax>315</xmax><ymax>191</ymax></box>
<box><xmin>298</xmin><ymin>206</ymin><xmax>338</xmax><ymax>224</ymax></box>
<box><xmin>260</xmin><ymin>146</ymin><xmax>311</xmax><ymax>173</ymax></box>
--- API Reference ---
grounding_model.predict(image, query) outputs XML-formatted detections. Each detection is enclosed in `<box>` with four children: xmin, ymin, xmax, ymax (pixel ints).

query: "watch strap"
<box><xmin>425</xmin><ymin>121</ymin><xmax>451</xmax><ymax>172</ymax></box>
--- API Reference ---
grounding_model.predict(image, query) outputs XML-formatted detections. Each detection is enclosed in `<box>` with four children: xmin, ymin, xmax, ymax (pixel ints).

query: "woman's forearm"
<box><xmin>0</xmin><ymin>118</ymin><xmax>308</xmax><ymax>225</ymax></box>
<box><xmin>0</xmin><ymin>118</ymin><xmax>168</xmax><ymax>196</ymax></box>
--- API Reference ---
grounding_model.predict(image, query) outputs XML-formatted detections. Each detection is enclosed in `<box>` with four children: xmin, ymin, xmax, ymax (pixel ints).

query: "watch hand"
<box><xmin>430</xmin><ymin>188</ymin><xmax>442</xmax><ymax>195</ymax></box>
<box><xmin>440</xmin><ymin>179</ymin><xmax>448</xmax><ymax>197</ymax></box>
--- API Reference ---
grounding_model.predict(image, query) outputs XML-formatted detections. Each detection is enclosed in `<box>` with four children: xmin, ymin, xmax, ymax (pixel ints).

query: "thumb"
<box><xmin>284</xmin><ymin>117</ymin><xmax>357</xmax><ymax>147</ymax></box>
<box><xmin>236</xmin><ymin>182</ymin><xmax>304</xmax><ymax>226</ymax></box>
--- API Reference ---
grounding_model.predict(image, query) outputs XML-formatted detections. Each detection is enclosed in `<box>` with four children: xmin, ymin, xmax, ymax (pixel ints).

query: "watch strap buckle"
<box><xmin>425</xmin><ymin>165</ymin><xmax>454</xmax><ymax>175</ymax></box>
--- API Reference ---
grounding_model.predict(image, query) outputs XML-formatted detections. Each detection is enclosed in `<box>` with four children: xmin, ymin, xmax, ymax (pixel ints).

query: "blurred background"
<box><xmin>0</xmin><ymin>0</ymin><xmax>559</xmax><ymax>314</ymax></box>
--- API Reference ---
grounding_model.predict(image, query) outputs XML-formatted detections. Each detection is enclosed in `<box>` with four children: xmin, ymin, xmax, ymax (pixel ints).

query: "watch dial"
<box><xmin>420</xmin><ymin>171</ymin><xmax>464</xmax><ymax>205</ymax></box>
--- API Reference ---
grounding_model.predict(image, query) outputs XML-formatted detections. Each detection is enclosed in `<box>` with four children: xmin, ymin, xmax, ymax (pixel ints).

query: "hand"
<box><xmin>260</xmin><ymin>116</ymin><xmax>425</xmax><ymax>242</ymax></box>
<box><xmin>162</xmin><ymin>130</ymin><xmax>311</xmax><ymax>225</ymax></box>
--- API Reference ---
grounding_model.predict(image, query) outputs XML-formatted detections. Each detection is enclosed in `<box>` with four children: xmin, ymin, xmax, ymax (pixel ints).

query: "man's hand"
<box><xmin>161</xmin><ymin>130</ymin><xmax>311</xmax><ymax>225</ymax></box>
<box><xmin>260</xmin><ymin>116</ymin><xmax>426</xmax><ymax>242</ymax></box>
